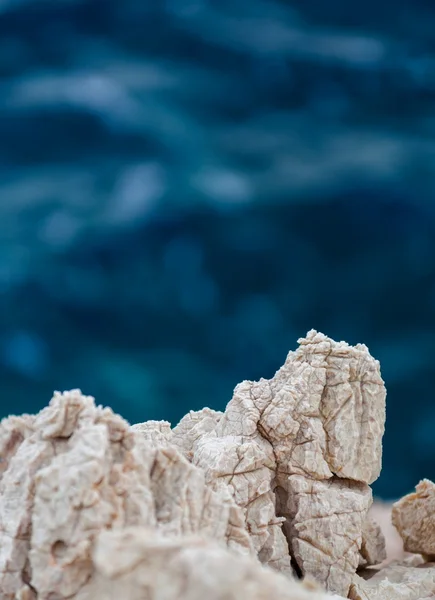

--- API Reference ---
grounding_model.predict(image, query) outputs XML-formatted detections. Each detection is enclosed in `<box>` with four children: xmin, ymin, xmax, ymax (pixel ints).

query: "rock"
<box><xmin>80</xmin><ymin>527</ymin><xmax>335</xmax><ymax>600</ymax></box>
<box><xmin>359</xmin><ymin>516</ymin><xmax>388</xmax><ymax>568</ymax></box>
<box><xmin>0</xmin><ymin>330</ymin><xmax>389</xmax><ymax>599</ymax></box>
<box><xmin>392</xmin><ymin>479</ymin><xmax>435</xmax><ymax>559</ymax></box>
<box><xmin>0</xmin><ymin>390</ymin><xmax>252</xmax><ymax>599</ymax></box>
<box><xmin>171</xmin><ymin>408</ymin><xmax>223</xmax><ymax>461</ymax></box>
<box><xmin>287</xmin><ymin>475</ymin><xmax>372</xmax><ymax>592</ymax></box>
<box><xmin>172</xmin><ymin>329</ymin><xmax>387</xmax><ymax>595</ymax></box>
<box><xmin>349</xmin><ymin>556</ymin><xmax>435</xmax><ymax>600</ymax></box>
<box><xmin>130</xmin><ymin>419</ymin><xmax>173</xmax><ymax>445</ymax></box>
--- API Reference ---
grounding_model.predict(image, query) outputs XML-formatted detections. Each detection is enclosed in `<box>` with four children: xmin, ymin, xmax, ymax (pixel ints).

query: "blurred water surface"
<box><xmin>1</xmin><ymin>0</ymin><xmax>435</xmax><ymax>499</ymax></box>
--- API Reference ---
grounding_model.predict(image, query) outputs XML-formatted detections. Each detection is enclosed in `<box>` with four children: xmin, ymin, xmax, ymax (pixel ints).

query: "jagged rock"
<box><xmin>172</xmin><ymin>330</ymin><xmax>387</xmax><ymax>595</ymax></box>
<box><xmin>171</xmin><ymin>408</ymin><xmax>223</xmax><ymax>461</ymax></box>
<box><xmin>0</xmin><ymin>390</ymin><xmax>252</xmax><ymax>599</ymax></box>
<box><xmin>0</xmin><ymin>330</ymin><xmax>388</xmax><ymax>599</ymax></box>
<box><xmin>349</xmin><ymin>555</ymin><xmax>435</xmax><ymax>600</ymax></box>
<box><xmin>392</xmin><ymin>479</ymin><xmax>435</xmax><ymax>559</ymax></box>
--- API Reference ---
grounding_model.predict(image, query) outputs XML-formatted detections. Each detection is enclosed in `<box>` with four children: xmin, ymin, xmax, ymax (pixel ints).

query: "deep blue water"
<box><xmin>1</xmin><ymin>0</ymin><xmax>435</xmax><ymax>499</ymax></box>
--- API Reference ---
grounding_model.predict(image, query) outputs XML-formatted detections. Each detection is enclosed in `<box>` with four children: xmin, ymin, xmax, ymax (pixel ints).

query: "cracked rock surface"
<box><xmin>359</xmin><ymin>517</ymin><xmax>387</xmax><ymax>568</ymax></box>
<box><xmin>0</xmin><ymin>390</ymin><xmax>252</xmax><ymax>599</ymax></box>
<box><xmin>172</xmin><ymin>329</ymin><xmax>387</xmax><ymax>595</ymax></box>
<box><xmin>0</xmin><ymin>330</ymin><xmax>400</xmax><ymax>599</ymax></box>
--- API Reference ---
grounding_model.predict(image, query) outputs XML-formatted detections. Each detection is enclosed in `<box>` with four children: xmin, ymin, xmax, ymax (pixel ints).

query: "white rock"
<box><xmin>0</xmin><ymin>331</ymin><xmax>389</xmax><ymax>599</ymax></box>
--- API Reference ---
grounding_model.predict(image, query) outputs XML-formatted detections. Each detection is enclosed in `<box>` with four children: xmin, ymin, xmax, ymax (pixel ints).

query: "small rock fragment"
<box><xmin>349</xmin><ymin>556</ymin><xmax>435</xmax><ymax>600</ymax></box>
<box><xmin>359</xmin><ymin>516</ymin><xmax>387</xmax><ymax>568</ymax></box>
<box><xmin>392</xmin><ymin>479</ymin><xmax>435</xmax><ymax>559</ymax></box>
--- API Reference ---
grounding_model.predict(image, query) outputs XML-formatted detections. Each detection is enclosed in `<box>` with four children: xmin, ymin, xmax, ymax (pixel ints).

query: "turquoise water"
<box><xmin>0</xmin><ymin>0</ymin><xmax>434</xmax><ymax>499</ymax></box>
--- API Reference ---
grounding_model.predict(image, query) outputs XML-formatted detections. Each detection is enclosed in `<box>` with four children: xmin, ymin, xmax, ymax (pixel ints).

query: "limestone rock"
<box><xmin>349</xmin><ymin>556</ymin><xmax>435</xmax><ymax>600</ymax></box>
<box><xmin>173</xmin><ymin>329</ymin><xmax>387</xmax><ymax>595</ymax></box>
<box><xmin>80</xmin><ymin>527</ymin><xmax>335</xmax><ymax>600</ymax></box>
<box><xmin>130</xmin><ymin>419</ymin><xmax>173</xmax><ymax>445</ymax></box>
<box><xmin>0</xmin><ymin>390</ymin><xmax>252</xmax><ymax>599</ymax></box>
<box><xmin>171</xmin><ymin>408</ymin><xmax>223</xmax><ymax>460</ymax></box>
<box><xmin>359</xmin><ymin>516</ymin><xmax>387</xmax><ymax>568</ymax></box>
<box><xmin>392</xmin><ymin>479</ymin><xmax>435</xmax><ymax>559</ymax></box>
<box><xmin>0</xmin><ymin>330</ymin><xmax>388</xmax><ymax>599</ymax></box>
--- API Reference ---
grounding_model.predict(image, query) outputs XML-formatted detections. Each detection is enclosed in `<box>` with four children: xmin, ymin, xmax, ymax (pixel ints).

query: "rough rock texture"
<box><xmin>172</xmin><ymin>329</ymin><xmax>387</xmax><ymax>595</ymax></box>
<box><xmin>0</xmin><ymin>331</ymin><xmax>391</xmax><ymax>599</ymax></box>
<box><xmin>79</xmin><ymin>527</ymin><xmax>335</xmax><ymax>600</ymax></box>
<box><xmin>349</xmin><ymin>556</ymin><xmax>435</xmax><ymax>600</ymax></box>
<box><xmin>359</xmin><ymin>517</ymin><xmax>387</xmax><ymax>568</ymax></box>
<box><xmin>0</xmin><ymin>390</ymin><xmax>252</xmax><ymax>599</ymax></box>
<box><xmin>392</xmin><ymin>479</ymin><xmax>435</xmax><ymax>559</ymax></box>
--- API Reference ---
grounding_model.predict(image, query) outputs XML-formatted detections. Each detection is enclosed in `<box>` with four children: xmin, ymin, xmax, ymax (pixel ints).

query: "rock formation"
<box><xmin>0</xmin><ymin>390</ymin><xmax>253</xmax><ymax>599</ymax></box>
<box><xmin>172</xmin><ymin>329</ymin><xmax>387</xmax><ymax>595</ymax></box>
<box><xmin>0</xmin><ymin>330</ymin><xmax>433</xmax><ymax>600</ymax></box>
<box><xmin>391</xmin><ymin>479</ymin><xmax>435</xmax><ymax>560</ymax></box>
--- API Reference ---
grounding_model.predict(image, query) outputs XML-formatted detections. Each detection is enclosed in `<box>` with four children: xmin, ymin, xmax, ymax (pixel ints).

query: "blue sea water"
<box><xmin>0</xmin><ymin>0</ymin><xmax>435</xmax><ymax>499</ymax></box>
